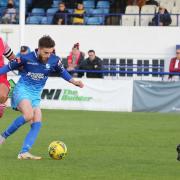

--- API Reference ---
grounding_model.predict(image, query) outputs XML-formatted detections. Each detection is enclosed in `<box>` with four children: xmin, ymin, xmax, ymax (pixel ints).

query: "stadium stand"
<box><xmin>0</xmin><ymin>0</ymin><xmax>179</xmax><ymax>26</ymax></box>
<box><xmin>26</xmin><ymin>16</ymin><xmax>43</xmax><ymax>24</ymax></box>
<box><xmin>83</xmin><ymin>1</ymin><xmax>95</xmax><ymax>9</ymax></box>
<box><xmin>31</xmin><ymin>8</ymin><xmax>45</xmax><ymax>16</ymax></box>
<box><xmin>25</xmin><ymin>0</ymin><xmax>111</xmax><ymax>25</ymax></box>
<box><xmin>86</xmin><ymin>16</ymin><xmax>104</xmax><ymax>25</ymax></box>
<box><xmin>140</xmin><ymin>5</ymin><xmax>156</xmax><ymax>26</ymax></box>
<box><xmin>170</xmin><ymin>6</ymin><xmax>180</xmax><ymax>26</ymax></box>
<box><xmin>121</xmin><ymin>15</ymin><xmax>135</xmax><ymax>26</ymax></box>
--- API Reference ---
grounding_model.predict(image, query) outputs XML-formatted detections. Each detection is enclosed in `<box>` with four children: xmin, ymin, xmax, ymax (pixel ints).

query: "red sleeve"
<box><xmin>169</xmin><ymin>58</ymin><xmax>180</xmax><ymax>72</ymax></box>
<box><xmin>2</xmin><ymin>40</ymin><xmax>14</xmax><ymax>59</ymax></box>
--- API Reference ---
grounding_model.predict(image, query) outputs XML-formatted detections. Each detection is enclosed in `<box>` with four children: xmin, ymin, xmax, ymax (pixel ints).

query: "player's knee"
<box><xmin>24</xmin><ymin>112</ymin><xmax>34</xmax><ymax>121</ymax></box>
<box><xmin>0</xmin><ymin>95</ymin><xmax>8</xmax><ymax>103</ymax></box>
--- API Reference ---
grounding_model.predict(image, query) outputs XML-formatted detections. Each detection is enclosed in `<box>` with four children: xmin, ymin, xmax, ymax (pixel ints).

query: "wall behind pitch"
<box><xmin>23</xmin><ymin>26</ymin><xmax>179</xmax><ymax>59</ymax></box>
<box><xmin>0</xmin><ymin>25</ymin><xmax>180</xmax><ymax>68</ymax></box>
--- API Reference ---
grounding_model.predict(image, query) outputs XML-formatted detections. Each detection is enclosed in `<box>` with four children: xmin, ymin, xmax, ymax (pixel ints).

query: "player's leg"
<box><xmin>0</xmin><ymin>83</ymin><xmax>9</xmax><ymax>103</ymax></box>
<box><xmin>18</xmin><ymin>107</ymin><xmax>42</xmax><ymax>160</ymax></box>
<box><xmin>0</xmin><ymin>99</ymin><xmax>33</xmax><ymax>142</ymax></box>
<box><xmin>0</xmin><ymin>82</ymin><xmax>9</xmax><ymax>118</ymax></box>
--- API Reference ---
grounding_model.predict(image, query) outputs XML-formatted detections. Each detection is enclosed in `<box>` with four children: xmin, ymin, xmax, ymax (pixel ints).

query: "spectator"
<box><xmin>72</xmin><ymin>3</ymin><xmax>85</xmax><ymax>25</ymax></box>
<box><xmin>151</xmin><ymin>6</ymin><xmax>172</xmax><ymax>26</ymax></box>
<box><xmin>16</xmin><ymin>46</ymin><xmax>31</xmax><ymax>58</ymax></box>
<box><xmin>52</xmin><ymin>2</ymin><xmax>69</xmax><ymax>25</ymax></box>
<box><xmin>64</xmin><ymin>43</ymin><xmax>85</xmax><ymax>77</ymax></box>
<box><xmin>79</xmin><ymin>50</ymin><xmax>103</xmax><ymax>78</ymax></box>
<box><xmin>169</xmin><ymin>46</ymin><xmax>180</xmax><ymax>79</ymax></box>
<box><xmin>1</xmin><ymin>0</ymin><xmax>17</xmax><ymax>24</ymax></box>
<box><xmin>145</xmin><ymin>0</ymin><xmax>158</xmax><ymax>6</ymax></box>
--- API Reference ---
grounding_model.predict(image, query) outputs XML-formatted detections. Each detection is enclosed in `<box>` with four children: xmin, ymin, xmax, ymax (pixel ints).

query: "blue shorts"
<box><xmin>11</xmin><ymin>83</ymin><xmax>41</xmax><ymax>110</ymax></box>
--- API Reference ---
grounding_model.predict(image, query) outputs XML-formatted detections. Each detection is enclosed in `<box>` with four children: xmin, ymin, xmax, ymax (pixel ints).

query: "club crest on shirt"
<box><xmin>46</xmin><ymin>64</ymin><xmax>50</xmax><ymax>69</ymax></box>
<box><xmin>57</xmin><ymin>59</ymin><xmax>64</xmax><ymax>70</ymax></box>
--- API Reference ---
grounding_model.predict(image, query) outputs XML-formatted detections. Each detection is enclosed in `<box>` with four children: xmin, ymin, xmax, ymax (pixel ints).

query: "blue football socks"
<box><xmin>1</xmin><ymin>116</ymin><xmax>26</xmax><ymax>138</ymax></box>
<box><xmin>20</xmin><ymin>122</ymin><xmax>42</xmax><ymax>153</ymax></box>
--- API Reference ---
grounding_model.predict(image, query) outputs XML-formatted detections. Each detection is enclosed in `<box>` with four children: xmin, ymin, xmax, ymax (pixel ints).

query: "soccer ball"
<box><xmin>48</xmin><ymin>141</ymin><xmax>67</xmax><ymax>160</ymax></box>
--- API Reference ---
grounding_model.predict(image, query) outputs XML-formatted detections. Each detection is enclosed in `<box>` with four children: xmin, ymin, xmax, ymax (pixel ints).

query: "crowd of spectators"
<box><xmin>0</xmin><ymin>0</ymin><xmax>177</xmax><ymax>26</ymax></box>
<box><xmin>63</xmin><ymin>43</ymin><xmax>103</xmax><ymax>78</ymax></box>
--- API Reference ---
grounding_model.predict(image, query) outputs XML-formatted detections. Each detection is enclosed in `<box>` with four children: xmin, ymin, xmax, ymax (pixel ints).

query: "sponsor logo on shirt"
<box><xmin>26</xmin><ymin>72</ymin><xmax>46</xmax><ymax>80</ymax></box>
<box><xmin>27</xmin><ymin>61</ymin><xmax>38</xmax><ymax>65</ymax></box>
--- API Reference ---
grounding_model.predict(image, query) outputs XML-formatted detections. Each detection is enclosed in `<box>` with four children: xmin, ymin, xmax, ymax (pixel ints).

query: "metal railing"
<box><xmin>25</xmin><ymin>12</ymin><xmax>180</xmax><ymax>26</ymax></box>
<box><xmin>68</xmin><ymin>69</ymin><xmax>180</xmax><ymax>81</ymax></box>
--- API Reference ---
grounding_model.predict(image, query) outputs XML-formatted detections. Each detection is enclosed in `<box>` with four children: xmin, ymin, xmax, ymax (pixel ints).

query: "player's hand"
<box><xmin>70</xmin><ymin>79</ymin><xmax>84</xmax><ymax>88</ymax></box>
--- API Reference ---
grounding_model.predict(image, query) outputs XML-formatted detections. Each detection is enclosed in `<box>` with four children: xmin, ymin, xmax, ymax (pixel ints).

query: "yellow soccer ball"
<box><xmin>48</xmin><ymin>141</ymin><xmax>67</xmax><ymax>160</ymax></box>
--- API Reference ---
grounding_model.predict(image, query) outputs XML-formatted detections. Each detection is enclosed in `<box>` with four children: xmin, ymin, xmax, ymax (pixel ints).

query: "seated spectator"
<box><xmin>64</xmin><ymin>43</ymin><xmax>85</xmax><ymax>77</ymax></box>
<box><xmin>52</xmin><ymin>2</ymin><xmax>69</xmax><ymax>25</ymax></box>
<box><xmin>145</xmin><ymin>0</ymin><xmax>158</xmax><ymax>6</ymax></box>
<box><xmin>1</xmin><ymin>0</ymin><xmax>17</xmax><ymax>24</ymax></box>
<box><xmin>151</xmin><ymin>6</ymin><xmax>171</xmax><ymax>26</ymax></box>
<box><xmin>16</xmin><ymin>46</ymin><xmax>31</xmax><ymax>57</ymax></box>
<box><xmin>72</xmin><ymin>3</ymin><xmax>85</xmax><ymax>25</ymax></box>
<box><xmin>169</xmin><ymin>46</ymin><xmax>180</xmax><ymax>79</ymax></box>
<box><xmin>79</xmin><ymin>50</ymin><xmax>103</xmax><ymax>78</ymax></box>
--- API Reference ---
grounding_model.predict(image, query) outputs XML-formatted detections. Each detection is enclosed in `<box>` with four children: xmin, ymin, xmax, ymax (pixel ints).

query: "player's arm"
<box><xmin>0</xmin><ymin>58</ymin><xmax>24</xmax><ymax>75</ymax></box>
<box><xmin>56</xmin><ymin>59</ymin><xmax>84</xmax><ymax>88</ymax></box>
<box><xmin>2</xmin><ymin>40</ymin><xmax>16</xmax><ymax>60</ymax></box>
<box><xmin>0</xmin><ymin>65</ymin><xmax>11</xmax><ymax>75</ymax></box>
<box><xmin>61</xmin><ymin>69</ymin><xmax>84</xmax><ymax>88</ymax></box>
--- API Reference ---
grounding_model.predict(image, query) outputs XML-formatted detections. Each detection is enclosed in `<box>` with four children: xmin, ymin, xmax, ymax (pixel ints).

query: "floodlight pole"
<box><xmin>19</xmin><ymin>0</ymin><xmax>26</xmax><ymax>46</ymax></box>
<box><xmin>0</xmin><ymin>28</ymin><xmax>13</xmax><ymax>43</ymax></box>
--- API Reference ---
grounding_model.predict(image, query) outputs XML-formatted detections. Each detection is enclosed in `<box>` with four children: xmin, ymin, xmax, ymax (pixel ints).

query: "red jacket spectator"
<box><xmin>66</xmin><ymin>43</ymin><xmax>85</xmax><ymax>70</ymax></box>
<box><xmin>169</xmin><ymin>57</ymin><xmax>180</xmax><ymax>72</ymax></box>
<box><xmin>63</xmin><ymin>43</ymin><xmax>85</xmax><ymax>77</ymax></box>
<box><xmin>169</xmin><ymin>47</ymin><xmax>180</xmax><ymax>79</ymax></box>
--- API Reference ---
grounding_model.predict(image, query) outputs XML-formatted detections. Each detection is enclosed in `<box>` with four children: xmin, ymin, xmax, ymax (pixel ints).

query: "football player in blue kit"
<box><xmin>0</xmin><ymin>35</ymin><xmax>84</xmax><ymax>159</ymax></box>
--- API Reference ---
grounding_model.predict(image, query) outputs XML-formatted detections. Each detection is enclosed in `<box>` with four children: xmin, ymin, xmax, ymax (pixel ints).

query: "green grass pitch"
<box><xmin>0</xmin><ymin>109</ymin><xmax>180</xmax><ymax>180</ymax></box>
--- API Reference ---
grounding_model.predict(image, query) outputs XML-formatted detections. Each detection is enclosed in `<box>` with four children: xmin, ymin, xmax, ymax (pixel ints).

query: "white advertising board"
<box><xmin>7</xmin><ymin>76</ymin><xmax>133</xmax><ymax>112</ymax></box>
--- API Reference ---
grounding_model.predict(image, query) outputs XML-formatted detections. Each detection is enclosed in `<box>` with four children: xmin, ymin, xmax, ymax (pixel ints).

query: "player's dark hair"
<box><xmin>38</xmin><ymin>35</ymin><xmax>55</xmax><ymax>48</ymax></box>
<box><xmin>88</xmin><ymin>50</ymin><xmax>95</xmax><ymax>54</ymax></box>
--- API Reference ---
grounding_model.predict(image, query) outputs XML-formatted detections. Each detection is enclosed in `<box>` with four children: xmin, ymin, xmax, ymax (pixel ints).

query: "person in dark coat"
<box><xmin>152</xmin><ymin>6</ymin><xmax>172</xmax><ymax>26</ymax></box>
<box><xmin>79</xmin><ymin>50</ymin><xmax>103</xmax><ymax>78</ymax></box>
<box><xmin>52</xmin><ymin>2</ymin><xmax>69</xmax><ymax>25</ymax></box>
